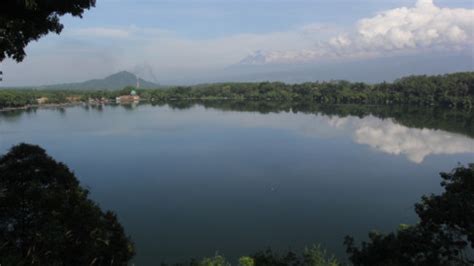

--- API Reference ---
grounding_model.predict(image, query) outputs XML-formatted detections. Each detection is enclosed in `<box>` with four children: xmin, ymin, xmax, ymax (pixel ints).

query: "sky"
<box><xmin>1</xmin><ymin>0</ymin><xmax>473</xmax><ymax>86</ymax></box>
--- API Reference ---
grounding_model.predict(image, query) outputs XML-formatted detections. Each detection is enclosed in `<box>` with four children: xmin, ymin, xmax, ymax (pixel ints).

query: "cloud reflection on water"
<box><xmin>326</xmin><ymin>116</ymin><xmax>474</xmax><ymax>163</ymax></box>
<box><xmin>84</xmin><ymin>105</ymin><xmax>474</xmax><ymax>163</ymax></box>
<box><xmin>2</xmin><ymin>105</ymin><xmax>472</xmax><ymax>164</ymax></box>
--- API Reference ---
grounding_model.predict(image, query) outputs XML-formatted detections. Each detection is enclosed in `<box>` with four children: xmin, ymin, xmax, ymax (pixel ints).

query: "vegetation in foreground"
<box><xmin>345</xmin><ymin>163</ymin><xmax>474</xmax><ymax>266</ymax></box>
<box><xmin>182</xmin><ymin>245</ymin><xmax>340</xmax><ymax>266</ymax></box>
<box><xmin>1</xmin><ymin>0</ymin><xmax>96</xmax><ymax>62</ymax></box>
<box><xmin>0</xmin><ymin>144</ymin><xmax>472</xmax><ymax>265</ymax></box>
<box><xmin>1</xmin><ymin>72</ymin><xmax>474</xmax><ymax>109</ymax></box>
<box><xmin>0</xmin><ymin>144</ymin><xmax>134</xmax><ymax>265</ymax></box>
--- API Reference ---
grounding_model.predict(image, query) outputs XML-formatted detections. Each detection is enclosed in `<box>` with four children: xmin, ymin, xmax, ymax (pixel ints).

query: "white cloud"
<box><xmin>329</xmin><ymin>35</ymin><xmax>352</xmax><ymax>49</ymax></box>
<box><xmin>356</xmin><ymin>0</ymin><xmax>472</xmax><ymax>50</ymax></box>
<box><xmin>242</xmin><ymin>0</ymin><xmax>474</xmax><ymax>64</ymax></box>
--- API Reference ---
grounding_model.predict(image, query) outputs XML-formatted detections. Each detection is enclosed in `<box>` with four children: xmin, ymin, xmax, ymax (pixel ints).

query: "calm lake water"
<box><xmin>1</xmin><ymin>102</ymin><xmax>473</xmax><ymax>264</ymax></box>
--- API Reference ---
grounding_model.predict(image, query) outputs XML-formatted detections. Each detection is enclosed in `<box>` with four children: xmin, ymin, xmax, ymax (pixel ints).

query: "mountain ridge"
<box><xmin>39</xmin><ymin>71</ymin><xmax>159</xmax><ymax>90</ymax></box>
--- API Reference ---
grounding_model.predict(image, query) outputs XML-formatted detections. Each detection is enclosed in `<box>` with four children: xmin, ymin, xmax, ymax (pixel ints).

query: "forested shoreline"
<box><xmin>1</xmin><ymin>72</ymin><xmax>473</xmax><ymax>109</ymax></box>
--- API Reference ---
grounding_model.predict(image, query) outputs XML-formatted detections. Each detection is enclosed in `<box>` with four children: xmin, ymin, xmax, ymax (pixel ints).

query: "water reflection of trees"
<box><xmin>0</xmin><ymin>108</ymin><xmax>37</xmax><ymax>123</ymax></box>
<box><xmin>2</xmin><ymin>101</ymin><xmax>471</xmax><ymax>138</ymax></box>
<box><xmin>161</xmin><ymin>100</ymin><xmax>474</xmax><ymax>138</ymax></box>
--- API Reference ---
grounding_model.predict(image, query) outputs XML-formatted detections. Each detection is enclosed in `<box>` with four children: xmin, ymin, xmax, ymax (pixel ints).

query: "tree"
<box><xmin>199</xmin><ymin>254</ymin><xmax>229</xmax><ymax>266</ymax></box>
<box><xmin>1</xmin><ymin>0</ymin><xmax>95</xmax><ymax>62</ymax></box>
<box><xmin>238</xmin><ymin>256</ymin><xmax>255</xmax><ymax>266</ymax></box>
<box><xmin>0</xmin><ymin>143</ymin><xmax>134</xmax><ymax>265</ymax></box>
<box><xmin>303</xmin><ymin>245</ymin><xmax>339</xmax><ymax>266</ymax></box>
<box><xmin>345</xmin><ymin>164</ymin><xmax>474</xmax><ymax>266</ymax></box>
<box><xmin>249</xmin><ymin>246</ymin><xmax>340</xmax><ymax>266</ymax></box>
<box><xmin>415</xmin><ymin>164</ymin><xmax>474</xmax><ymax>261</ymax></box>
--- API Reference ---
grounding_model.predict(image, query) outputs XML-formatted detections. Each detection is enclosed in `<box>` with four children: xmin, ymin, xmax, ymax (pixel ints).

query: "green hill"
<box><xmin>41</xmin><ymin>71</ymin><xmax>159</xmax><ymax>90</ymax></box>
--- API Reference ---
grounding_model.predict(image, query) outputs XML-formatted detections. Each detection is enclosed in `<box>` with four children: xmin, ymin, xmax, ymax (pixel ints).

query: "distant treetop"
<box><xmin>0</xmin><ymin>0</ymin><xmax>96</xmax><ymax>62</ymax></box>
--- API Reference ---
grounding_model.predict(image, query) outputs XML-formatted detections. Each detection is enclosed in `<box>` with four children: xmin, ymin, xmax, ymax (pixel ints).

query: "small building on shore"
<box><xmin>66</xmin><ymin>96</ymin><xmax>82</xmax><ymax>103</ymax></box>
<box><xmin>116</xmin><ymin>90</ymin><xmax>140</xmax><ymax>103</ymax></box>
<box><xmin>36</xmin><ymin>97</ymin><xmax>48</xmax><ymax>104</ymax></box>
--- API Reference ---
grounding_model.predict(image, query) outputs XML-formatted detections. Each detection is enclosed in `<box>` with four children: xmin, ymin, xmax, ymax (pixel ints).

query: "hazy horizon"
<box><xmin>1</xmin><ymin>0</ymin><xmax>473</xmax><ymax>87</ymax></box>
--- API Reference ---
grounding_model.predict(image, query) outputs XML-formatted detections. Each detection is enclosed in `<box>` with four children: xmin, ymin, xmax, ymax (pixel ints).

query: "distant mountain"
<box><xmin>210</xmin><ymin>53</ymin><xmax>474</xmax><ymax>85</ymax></box>
<box><xmin>42</xmin><ymin>71</ymin><xmax>159</xmax><ymax>90</ymax></box>
<box><xmin>239</xmin><ymin>50</ymin><xmax>268</xmax><ymax>65</ymax></box>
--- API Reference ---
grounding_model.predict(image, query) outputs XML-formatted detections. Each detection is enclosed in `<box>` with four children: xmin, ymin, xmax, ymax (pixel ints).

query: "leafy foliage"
<box><xmin>345</xmin><ymin>164</ymin><xmax>474</xmax><ymax>266</ymax></box>
<box><xmin>303</xmin><ymin>245</ymin><xmax>339</xmax><ymax>266</ymax></box>
<box><xmin>159</xmin><ymin>246</ymin><xmax>339</xmax><ymax>266</ymax></box>
<box><xmin>249</xmin><ymin>249</ymin><xmax>301</xmax><ymax>266</ymax></box>
<box><xmin>1</xmin><ymin>0</ymin><xmax>95</xmax><ymax>62</ymax></box>
<box><xmin>248</xmin><ymin>246</ymin><xmax>340</xmax><ymax>266</ymax></box>
<box><xmin>2</xmin><ymin>72</ymin><xmax>474</xmax><ymax>109</ymax></box>
<box><xmin>199</xmin><ymin>254</ymin><xmax>230</xmax><ymax>266</ymax></box>
<box><xmin>238</xmin><ymin>256</ymin><xmax>255</xmax><ymax>266</ymax></box>
<box><xmin>0</xmin><ymin>143</ymin><xmax>134</xmax><ymax>265</ymax></box>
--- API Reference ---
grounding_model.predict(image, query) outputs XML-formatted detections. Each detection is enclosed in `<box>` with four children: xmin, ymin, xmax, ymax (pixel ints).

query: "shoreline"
<box><xmin>0</xmin><ymin>102</ymin><xmax>84</xmax><ymax>113</ymax></box>
<box><xmin>0</xmin><ymin>98</ymin><xmax>469</xmax><ymax>113</ymax></box>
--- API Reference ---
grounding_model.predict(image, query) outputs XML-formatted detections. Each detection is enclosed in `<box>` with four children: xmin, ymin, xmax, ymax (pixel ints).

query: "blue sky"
<box><xmin>1</xmin><ymin>0</ymin><xmax>473</xmax><ymax>86</ymax></box>
<box><xmin>63</xmin><ymin>0</ymin><xmax>471</xmax><ymax>38</ymax></box>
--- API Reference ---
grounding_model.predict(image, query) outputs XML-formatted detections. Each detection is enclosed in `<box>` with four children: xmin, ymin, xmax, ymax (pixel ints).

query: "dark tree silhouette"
<box><xmin>0</xmin><ymin>143</ymin><xmax>134</xmax><ymax>265</ymax></box>
<box><xmin>345</xmin><ymin>164</ymin><xmax>474</xmax><ymax>266</ymax></box>
<box><xmin>1</xmin><ymin>0</ymin><xmax>95</xmax><ymax>62</ymax></box>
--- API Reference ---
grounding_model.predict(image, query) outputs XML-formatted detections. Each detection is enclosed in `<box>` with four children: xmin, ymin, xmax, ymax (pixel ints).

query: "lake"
<box><xmin>1</xmin><ymin>102</ymin><xmax>473</xmax><ymax>264</ymax></box>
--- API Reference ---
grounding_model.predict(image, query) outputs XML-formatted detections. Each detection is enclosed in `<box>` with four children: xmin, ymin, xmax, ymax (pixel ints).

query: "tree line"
<box><xmin>1</xmin><ymin>72</ymin><xmax>474</xmax><ymax>109</ymax></box>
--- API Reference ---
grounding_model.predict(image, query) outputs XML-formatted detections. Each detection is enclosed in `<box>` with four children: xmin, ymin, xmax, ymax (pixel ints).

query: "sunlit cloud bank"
<box><xmin>242</xmin><ymin>0</ymin><xmax>474</xmax><ymax>64</ymax></box>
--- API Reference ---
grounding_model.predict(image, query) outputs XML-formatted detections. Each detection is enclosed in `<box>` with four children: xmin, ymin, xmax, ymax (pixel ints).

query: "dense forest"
<box><xmin>1</xmin><ymin>72</ymin><xmax>473</xmax><ymax>109</ymax></box>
